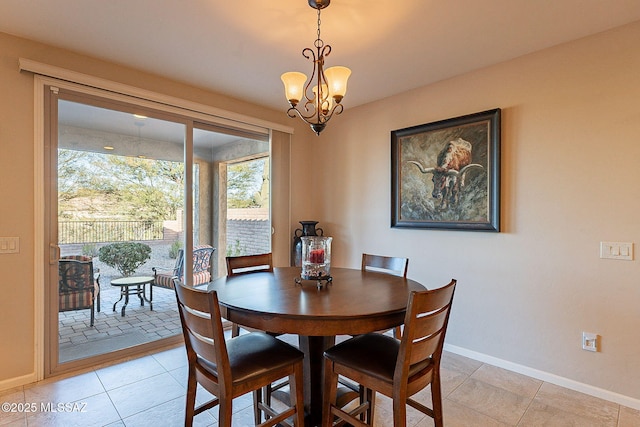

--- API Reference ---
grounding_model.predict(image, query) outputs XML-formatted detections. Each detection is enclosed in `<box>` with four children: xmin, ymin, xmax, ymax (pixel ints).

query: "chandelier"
<box><xmin>281</xmin><ymin>0</ymin><xmax>351</xmax><ymax>135</ymax></box>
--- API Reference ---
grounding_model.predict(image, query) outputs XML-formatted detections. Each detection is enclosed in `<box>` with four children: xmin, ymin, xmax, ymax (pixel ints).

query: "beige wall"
<box><xmin>301</xmin><ymin>21</ymin><xmax>640</xmax><ymax>403</ymax></box>
<box><xmin>1</xmin><ymin>18</ymin><xmax>639</xmax><ymax>407</ymax></box>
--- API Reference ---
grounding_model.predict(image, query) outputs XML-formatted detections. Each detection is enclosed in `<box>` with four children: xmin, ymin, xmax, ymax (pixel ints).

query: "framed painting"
<box><xmin>391</xmin><ymin>108</ymin><xmax>500</xmax><ymax>231</ymax></box>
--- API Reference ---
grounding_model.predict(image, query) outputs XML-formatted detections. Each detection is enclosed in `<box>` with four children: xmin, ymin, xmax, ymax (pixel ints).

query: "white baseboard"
<box><xmin>3</xmin><ymin>345</ymin><xmax>638</xmax><ymax>411</ymax></box>
<box><xmin>0</xmin><ymin>372</ymin><xmax>37</xmax><ymax>393</ymax></box>
<box><xmin>444</xmin><ymin>344</ymin><xmax>640</xmax><ymax>411</ymax></box>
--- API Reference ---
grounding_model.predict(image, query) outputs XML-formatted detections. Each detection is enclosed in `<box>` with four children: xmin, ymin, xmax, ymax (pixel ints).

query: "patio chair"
<box><xmin>58</xmin><ymin>255</ymin><xmax>101</xmax><ymax>327</ymax></box>
<box><xmin>152</xmin><ymin>244</ymin><xmax>215</xmax><ymax>291</ymax></box>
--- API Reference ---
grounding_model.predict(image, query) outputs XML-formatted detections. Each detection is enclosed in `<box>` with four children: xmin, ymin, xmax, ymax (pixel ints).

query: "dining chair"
<box><xmin>226</xmin><ymin>253</ymin><xmax>274</xmax><ymax>337</ymax></box>
<box><xmin>226</xmin><ymin>252</ymin><xmax>289</xmax><ymax>412</ymax></box>
<box><xmin>333</xmin><ymin>254</ymin><xmax>411</xmax><ymax>412</ymax></box>
<box><xmin>361</xmin><ymin>253</ymin><xmax>409</xmax><ymax>338</ymax></box>
<box><xmin>322</xmin><ymin>279</ymin><xmax>457</xmax><ymax>427</ymax></box>
<box><xmin>173</xmin><ymin>280</ymin><xmax>305</xmax><ymax>427</ymax></box>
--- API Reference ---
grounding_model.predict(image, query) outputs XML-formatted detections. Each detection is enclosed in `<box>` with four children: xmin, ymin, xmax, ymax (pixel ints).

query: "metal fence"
<box><xmin>58</xmin><ymin>220</ymin><xmax>164</xmax><ymax>244</ymax></box>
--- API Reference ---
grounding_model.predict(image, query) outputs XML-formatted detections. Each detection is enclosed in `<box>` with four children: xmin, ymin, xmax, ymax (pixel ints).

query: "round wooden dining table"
<box><xmin>206</xmin><ymin>266</ymin><xmax>425</xmax><ymax>426</ymax></box>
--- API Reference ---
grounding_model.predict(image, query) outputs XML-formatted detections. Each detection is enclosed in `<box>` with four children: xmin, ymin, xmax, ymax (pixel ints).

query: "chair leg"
<box><xmin>265</xmin><ymin>383</ymin><xmax>272</xmax><ymax>406</ymax></box>
<box><xmin>218</xmin><ymin>396</ymin><xmax>233</xmax><ymax>427</ymax></box>
<box><xmin>184</xmin><ymin>369</ymin><xmax>198</xmax><ymax>427</ymax></box>
<box><xmin>90</xmin><ymin>304</ymin><xmax>95</xmax><ymax>327</ymax></box>
<box><xmin>365</xmin><ymin>388</ymin><xmax>376</xmax><ymax>425</ymax></box>
<box><xmin>393</xmin><ymin>325</ymin><xmax>402</xmax><ymax>339</ymax></box>
<box><xmin>231</xmin><ymin>323</ymin><xmax>240</xmax><ymax>337</ymax></box>
<box><xmin>96</xmin><ymin>276</ymin><xmax>101</xmax><ymax>312</ymax></box>
<box><xmin>431</xmin><ymin>373</ymin><xmax>444</xmax><ymax>427</ymax></box>
<box><xmin>392</xmin><ymin>392</ymin><xmax>407</xmax><ymax>427</ymax></box>
<box><xmin>322</xmin><ymin>358</ymin><xmax>339</xmax><ymax>427</ymax></box>
<box><xmin>263</xmin><ymin>384</ymin><xmax>272</xmax><ymax>421</ymax></box>
<box><xmin>253</xmin><ymin>388</ymin><xmax>262</xmax><ymax>425</ymax></box>
<box><xmin>291</xmin><ymin>364</ymin><xmax>305</xmax><ymax>427</ymax></box>
<box><xmin>357</xmin><ymin>384</ymin><xmax>367</xmax><ymax>421</ymax></box>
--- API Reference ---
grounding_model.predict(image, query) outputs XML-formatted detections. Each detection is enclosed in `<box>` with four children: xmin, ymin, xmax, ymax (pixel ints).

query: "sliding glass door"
<box><xmin>47</xmin><ymin>90</ymin><xmax>188</xmax><ymax>373</ymax></box>
<box><xmin>45</xmin><ymin>86</ymin><xmax>271</xmax><ymax>376</ymax></box>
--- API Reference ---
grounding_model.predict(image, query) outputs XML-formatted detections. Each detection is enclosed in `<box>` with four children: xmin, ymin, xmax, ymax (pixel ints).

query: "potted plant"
<box><xmin>98</xmin><ymin>242</ymin><xmax>152</xmax><ymax>277</ymax></box>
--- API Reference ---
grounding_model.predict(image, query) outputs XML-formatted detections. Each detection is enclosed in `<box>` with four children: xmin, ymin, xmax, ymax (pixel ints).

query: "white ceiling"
<box><xmin>1</xmin><ymin>1</ymin><xmax>640</xmax><ymax>111</ymax></box>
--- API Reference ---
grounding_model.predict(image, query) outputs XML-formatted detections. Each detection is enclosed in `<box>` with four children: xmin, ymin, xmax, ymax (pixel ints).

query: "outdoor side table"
<box><xmin>110</xmin><ymin>276</ymin><xmax>154</xmax><ymax>316</ymax></box>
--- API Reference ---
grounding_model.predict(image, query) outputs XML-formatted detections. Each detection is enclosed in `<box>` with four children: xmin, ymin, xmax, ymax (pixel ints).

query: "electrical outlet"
<box><xmin>582</xmin><ymin>332</ymin><xmax>598</xmax><ymax>352</ymax></box>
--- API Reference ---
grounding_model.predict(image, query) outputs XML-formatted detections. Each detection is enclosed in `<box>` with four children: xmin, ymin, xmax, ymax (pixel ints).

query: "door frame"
<box><xmin>44</xmin><ymin>85</ymin><xmax>194</xmax><ymax>376</ymax></box>
<box><xmin>29</xmin><ymin>66</ymin><xmax>291</xmax><ymax>379</ymax></box>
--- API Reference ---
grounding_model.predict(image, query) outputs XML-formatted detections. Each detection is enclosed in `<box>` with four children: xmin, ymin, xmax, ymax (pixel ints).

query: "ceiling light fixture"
<box><xmin>281</xmin><ymin>0</ymin><xmax>351</xmax><ymax>135</ymax></box>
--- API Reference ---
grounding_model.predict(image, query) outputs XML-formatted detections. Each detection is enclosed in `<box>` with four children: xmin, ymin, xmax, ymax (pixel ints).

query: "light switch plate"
<box><xmin>582</xmin><ymin>332</ymin><xmax>598</xmax><ymax>352</ymax></box>
<box><xmin>0</xmin><ymin>237</ymin><xmax>20</xmax><ymax>254</ymax></box>
<box><xmin>600</xmin><ymin>242</ymin><xmax>633</xmax><ymax>260</ymax></box>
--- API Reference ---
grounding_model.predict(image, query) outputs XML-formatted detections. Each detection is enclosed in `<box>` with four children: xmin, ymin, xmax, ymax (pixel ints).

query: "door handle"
<box><xmin>49</xmin><ymin>243</ymin><xmax>60</xmax><ymax>265</ymax></box>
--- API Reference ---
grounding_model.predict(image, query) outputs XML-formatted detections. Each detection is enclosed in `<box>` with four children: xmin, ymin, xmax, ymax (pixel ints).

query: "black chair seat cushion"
<box><xmin>324</xmin><ymin>333</ymin><xmax>432</xmax><ymax>384</ymax></box>
<box><xmin>198</xmin><ymin>332</ymin><xmax>303</xmax><ymax>383</ymax></box>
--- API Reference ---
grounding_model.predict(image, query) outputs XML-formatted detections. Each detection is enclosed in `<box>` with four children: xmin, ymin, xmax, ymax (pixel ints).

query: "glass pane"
<box><xmin>227</xmin><ymin>156</ymin><xmax>271</xmax><ymax>256</ymax></box>
<box><xmin>193</xmin><ymin>125</ymin><xmax>270</xmax><ymax>275</ymax></box>
<box><xmin>57</xmin><ymin>99</ymin><xmax>185</xmax><ymax>362</ymax></box>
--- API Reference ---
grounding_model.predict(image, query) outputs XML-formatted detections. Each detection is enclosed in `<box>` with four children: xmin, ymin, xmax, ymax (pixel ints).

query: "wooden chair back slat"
<box><xmin>407</xmin><ymin>308</ymin><xmax>450</xmax><ymax>366</ymax></box>
<box><xmin>411</xmin><ymin>284</ymin><xmax>456</xmax><ymax>315</ymax></box>
<box><xmin>173</xmin><ymin>279</ymin><xmax>229</xmax><ymax>379</ymax></box>
<box><xmin>185</xmin><ymin>329</ymin><xmax>219</xmax><ymax>364</ymax></box>
<box><xmin>226</xmin><ymin>253</ymin><xmax>273</xmax><ymax>276</ymax></box>
<box><xmin>361</xmin><ymin>253</ymin><xmax>408</xmax><ymax>277</ymax></box>
<box><xmin>396</xmin><ymin>280</ymin><xmax>456</xmax><ymax>378</ymax></box>
<box><xmin>174</xmin><ymin>280</ymin><xmax>211</xmax><ymax>312</ymax></box>
<box><xmin>180</xmin><ymin>306</ymin><xmax>215</xmax><ymax>343</ymax></box>
<box><xmin>411</xmin><ymin>306</ymin><xmax>450</xmax><ymax>341</ymax></box>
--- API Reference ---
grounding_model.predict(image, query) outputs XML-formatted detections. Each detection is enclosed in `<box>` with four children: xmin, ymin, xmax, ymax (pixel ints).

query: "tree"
<box><xmin>105</xmin><ymin>156</ymin><xmax>184</xmax><ymax>221</ymax></box>
<box><xmin>227</xmin><ymin>157</ymin><xmax>268</xmax><ymax>208</ymax></box>
<box><xmin>58</xmin><ymin>149</ymin><xmax>184</xmax><ymax>221</ymax></box>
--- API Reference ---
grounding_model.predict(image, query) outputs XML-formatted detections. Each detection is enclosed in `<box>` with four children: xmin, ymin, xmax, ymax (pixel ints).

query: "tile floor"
<box><xmin>1</xmin><ymin>346</ymin><xmax>639</xmax><ymax>427</ymax></box>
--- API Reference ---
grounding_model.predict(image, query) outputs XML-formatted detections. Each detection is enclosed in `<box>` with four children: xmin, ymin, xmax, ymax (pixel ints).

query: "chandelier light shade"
<box><xmin>281</xmin><ymin>0</ymin><xmax>351</xmax><ymax>135</ymax></box>
<box><xmin>281</xmin><ymin>72</ymin><xmax>308</xmax><ymax>105</ymax></box>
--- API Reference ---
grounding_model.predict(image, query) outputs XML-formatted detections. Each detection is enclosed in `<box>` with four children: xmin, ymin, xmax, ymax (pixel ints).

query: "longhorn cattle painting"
<box><xmin>391</xmin><ymin>109</ymin><xmax>500</xmax><ymax>231</ymax></box>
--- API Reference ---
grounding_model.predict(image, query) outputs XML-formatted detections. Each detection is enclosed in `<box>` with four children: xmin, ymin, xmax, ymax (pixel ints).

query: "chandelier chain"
<box><xmin>315</xmin><ymin>8</ymin><xmax>323</xmax><ymax>49</ymax></box>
